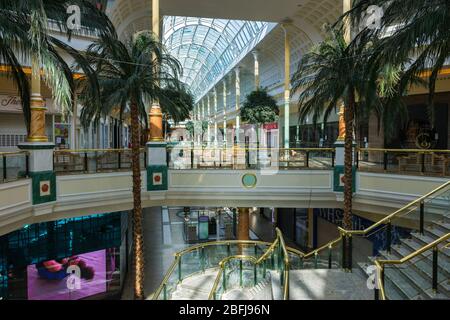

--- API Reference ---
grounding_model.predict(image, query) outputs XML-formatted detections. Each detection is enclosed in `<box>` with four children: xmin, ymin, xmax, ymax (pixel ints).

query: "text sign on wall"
<box><xmin>0</xmin><ymin>95</ymin><xmax>58</xmax><ymax>114</ymax></box>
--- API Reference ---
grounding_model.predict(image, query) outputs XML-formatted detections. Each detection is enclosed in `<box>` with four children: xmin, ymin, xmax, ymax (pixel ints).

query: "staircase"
<box><xmin>364</xmin><ymin>215</ymin><xmax>450</xmax><ymax>300</ymax></box>
<box><xmin>169</xmin><ymin>269</ymin><xmax>273</xmax><ymax>300</ymax></box>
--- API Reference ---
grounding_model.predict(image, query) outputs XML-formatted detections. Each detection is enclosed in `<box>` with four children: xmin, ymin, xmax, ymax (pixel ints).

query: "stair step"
<box><xmin>389</xmin><ymin>242</ymin><xmax>450</xmax><ymax>280</ymax></box>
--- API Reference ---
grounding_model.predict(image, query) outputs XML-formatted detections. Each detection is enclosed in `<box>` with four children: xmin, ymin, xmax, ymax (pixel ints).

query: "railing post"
<box><xmin>299</xmin><ymin>256</ymin><xmax>304</xmax><ymax>269</ymax></box>
<box><xmin>178</xmin><ymin>257</ymin><xmax>182</xmax><ymax>282</ymax></box>
<box><xmin>163</xmin><ymin>284</ymin><xmax>167</xmax><ymax>300</ymax></box>
<box><xmin>421</xmin><ymin>152</ymin><xmax>425</xmax><ymax>174</ymax></box>
<box><xmin>84</xmin><ymin>152</ymin><xmax>88</xmax><ymax>172</ymax></box>
<box><xmin>328</xmin><ymin>245</ymin><xmax>332</xmax><ymax>269</ymax></box>
<box><xmin>25</xmin><ymin>153</ymin><xmax>30</xmax><ymax>178</ymax></box>
<box><xmin>374</xmin><ymin>287</ymin><xmax>379</xmax><ymax>300</ymax></box>
<box><xmin>306</xmin><ymin>151</ymin><xmax>310</xmax><ymax>168</ymax></box>
<box><xmin>227</xmin><ymin>243</ymin><xmax>231</xmax><ymax>256</ymax></box>
<box><xmin>223</xmin><ymin>265</ymin><xmax>227</xmax><ymax>291</ymax></box>
<box><xmin>314</xmin><ymin>252</ymin><xmax>318</xmax><ymax>269</ymax></box>
<box><xmin>356</xmin><ymin>149</ymin><xmax>359</xmax><ymax>169</ymax></box>
<box><xmin>191</xmin><ymin>145</ymin><xmax>194</xmax><ymax>169</ymax></box>
<box><xmin>420</xmin><ymin>201</ymin><xmax>425</xmax><ymax>235</ymax></box>
<box><xmin>201</xmin><ymin>247</ymin><xmax>205</xmax><ymax>272</ymax></box>
<box><xmin>342</xmin><ymin>234</ymin><xmax>347</xmax><ymax>270</ymax></box>
<box><xmin>332</xmin><ymin>150</ymin><xmax>335</xmax><ymax>168</ymax></box>
<box><xmin>144</xmin><ymin>150</ymin><xmax>147</xmax><ymax>169</ymax></box>
<box><xmin>383</xmin><ymin>151</ymin><xmax>388</xmax><ymax>172</ymax></box>
<box><xmin>95</xmin><ymin>151</ymin><xmax>98</xmax><ymax>173</ymax></box>
<box><xmin>118</xmin><ymin>150</ymin><xmax>122</xmax><ymax>170</ymax></box>
<box><xmin>348</xmin><ymin>234</ymin><xmax>353</xmax><ymax>271</ymax></box>
<box><xmin>254</xmin><ymin>243</ymin><xmax>258</xmax><ymax>257</ymax></box>
<box><xmin>263</xmin><ymin>259</ymin><xmax>267</xmax><ymax>278</ymax></box>
<box><xmin>432</xmin><ymin>246</ymin><xmax>438</xmax><ymax>292</ymax></box>
<box><xmin>386</xmin><ymin>222</ymin><xmax>392</xmax><ymax>254</ymax></box>
<box><xmin>239</xmin><ymin>260</ymin><xmax>243</xmax><ymax>287</ymax></box>
<box><xmin>2</xmin><ymin>155</ymin><xmax>7</xmax><ymax>182</ymax></box>
<box><xmin>253</xmin><ymin>264</ymin><xmax>257</xmax><ymax>286</ymax></box>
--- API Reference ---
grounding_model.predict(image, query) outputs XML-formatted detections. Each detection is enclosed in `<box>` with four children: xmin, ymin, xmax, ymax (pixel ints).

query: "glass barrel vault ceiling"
<box><xmin>163</xmin><ymin>16</ymin><xmax>276</xmax><ymax>101</ymax></box>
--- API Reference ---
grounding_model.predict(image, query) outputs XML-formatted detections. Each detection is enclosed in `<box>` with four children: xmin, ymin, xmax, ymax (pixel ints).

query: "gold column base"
<box><xmin>28</xmin><ymin>95</ymin><xmax>48</xmax><ymax>143</ymax></box>
<box><xmin>149</xmin><ymin>103</ymin><xmax>164</xmax><ymax>142</ymax></box>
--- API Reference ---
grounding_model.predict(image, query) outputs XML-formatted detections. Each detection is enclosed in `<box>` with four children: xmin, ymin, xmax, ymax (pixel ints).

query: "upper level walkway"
<box><xmin>0</xmin><ymin>147</ymin><xmax>449</xmax><ymax>236</ymax></box>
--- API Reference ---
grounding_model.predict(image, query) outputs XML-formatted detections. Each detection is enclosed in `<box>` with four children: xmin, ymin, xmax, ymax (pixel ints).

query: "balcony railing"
<box><xmin>53</xmin><ymin>149</ymin><xmax>146</xmax><ymax>175</ymax></box>
<box><xmin>356</xmin><ymin>148</ymin><xmax>450</xmax><ymax>177</ymax></box>
<box><xmin>0</xmin><ymin>151</ymin><xmax>29</xmax><ymax>183</ymax></box>
<box><xmin>167</xmin><ymin>146</ymin><xmax>335</xmax><ymax>170</ymax></box>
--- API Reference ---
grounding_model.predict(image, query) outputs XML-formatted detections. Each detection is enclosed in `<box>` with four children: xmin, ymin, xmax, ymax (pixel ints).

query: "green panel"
<box><xmin>333</xmin><ymin>165</ymin><xmax>356</xmax><ymax>192</ymax></box>
<box><xmin>30</xmin><ymin>171</ymin><xmax>56</xmax><ymax>205</ymax></box>
<box><xmin>147</xmin><ymin>165</ymin><xmax>168</xmax><ymax>191</ymax></box>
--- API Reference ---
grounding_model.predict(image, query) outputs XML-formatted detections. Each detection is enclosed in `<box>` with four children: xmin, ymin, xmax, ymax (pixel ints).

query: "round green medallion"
<box><xmin>242</xmin><ymin>173</ymin><xmax>257</xmax><ymax>189</ymax></box>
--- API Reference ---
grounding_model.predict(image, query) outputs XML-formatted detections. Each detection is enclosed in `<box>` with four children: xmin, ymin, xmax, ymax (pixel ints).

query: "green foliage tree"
<box><xmin>240</xmin><ymin>89</ymin><xmax>279</xmax><ymax>163</ymax></box>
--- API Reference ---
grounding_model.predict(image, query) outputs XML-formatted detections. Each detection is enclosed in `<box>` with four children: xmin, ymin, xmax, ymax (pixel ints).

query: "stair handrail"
<box><xmin>297</xmin><ymin>181</ymin><xmax>450</xmax><ymax>269</ymax></box>
<box><xmin>338</xmin><ymin>180</ymin><xmax>450</xmax><ymax>237</ymax></box>
<box><xmin>374</xmin><ymin>232</ymin><xmax>450</xmax><ymax>300</ymax></box>
<box><xmin>208</xmin><ymin>228</ymin><xmax>293</xmax><ymax>300</ymax></box>
<box><xmin>152</xmin><ymin>233</ymin><xmax>302</xmax><ymax>300</ymax></box>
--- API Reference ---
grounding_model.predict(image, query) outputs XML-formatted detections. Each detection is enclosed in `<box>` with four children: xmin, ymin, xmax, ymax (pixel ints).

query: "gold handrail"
<box><xmin>0</xmin><ymin>151</ymin><xmax>29</xmax><ymax>156</ymax></box>
<box><xmin>153</xmin><ymin>229</ymin><xmax>301</xmax><ymax>300</ymax></box>
<box><xmin>54</xmin><ymin>148</ymin><xmax>145</xmax><ymax>153</ymax></box>
<box><xmin>338</xmin><ymin>180</ymin><xmax>450</xmax><ymax>236</ymax></box>
<box><xmin>298</xmin><ymin>181</ymin><xmax>450</xmax><ymax>274</ymax></box>
<box><xmin>375</xmin><ymin>233</ymin><xmax>450</xmax><ymax>300</ymax></box>
<box><xmin>357</xmin><ymin>147</ymin><xmax>450</xmax><ymax>153</ymax></box>
<box><xmin>208</xmin><ymin>228</ymin><xmax>292</xmax><ymax>300</ymax></box>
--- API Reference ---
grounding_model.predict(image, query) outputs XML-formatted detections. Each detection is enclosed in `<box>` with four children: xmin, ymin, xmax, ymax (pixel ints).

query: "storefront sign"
<box><xmin>263</xmin><ymin>122</ymin><xmax>278</xmax><ymax>130</ymax></box>
<box><xmin>0</xmin><ymin>95</ymin><xmax>58</xmax><ymax>114</ymax></box>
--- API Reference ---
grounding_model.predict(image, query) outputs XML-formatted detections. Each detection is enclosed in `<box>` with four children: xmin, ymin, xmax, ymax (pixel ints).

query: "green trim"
<box><xmin>146</xmin><ymin>142</ymin><xmax>167</xmax><ymax>148</ymax></box>
<box><xmin>29</xmin><ymin>171</ymin><xmax>56</xmax><ymax>205</ymax></box>
<box><xmin>147</xmin><ymin>165</ymin><xmax>168</xmax><ymax>191</ymax></box>
<box><xmin>18</xmin><ymin>144</ymin><xmax>55</xmax><ymax>150</ymax></box>
<box><xmin>333</xmin><ymin>165</ymin><xmax>356</xmax><ymax>192</ymax></box>
<box><xmin>242</xmin><ymin>173</ymin><xmax>257</xmax><ymax>189</ymax></box>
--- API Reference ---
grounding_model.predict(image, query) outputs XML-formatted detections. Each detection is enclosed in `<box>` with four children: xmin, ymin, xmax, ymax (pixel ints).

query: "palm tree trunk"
<box><xmin>130</xmin><ymin>99</ymin><xmax>145</xmax><ymax>299</ymax></box>
<box><xmin>343</xmin><ymin>90</ymin><xmax>355</xmax><ymax>230</ymax></box>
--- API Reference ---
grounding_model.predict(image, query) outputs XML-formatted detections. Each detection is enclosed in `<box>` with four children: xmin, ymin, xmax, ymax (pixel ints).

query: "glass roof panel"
<box><xmin>163</xmin><ymin>16</ymin><xmax>276</xmax><ymax>101</ymax></box>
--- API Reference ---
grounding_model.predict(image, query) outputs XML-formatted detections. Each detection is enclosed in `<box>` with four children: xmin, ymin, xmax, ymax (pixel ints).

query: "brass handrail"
<box><xmin>54</xmin><ymin>148</ymin><xmax>145</xmax><ymax>153</ymax></box>
<box><xmin>208</xmin><ymin>228</ymin><xmax>292</xmax><ymax>300</ymax></box>
<box><xmin>357</xmin><ymin>147</ymin><xmax>450</xmax><ymax>153</ymax></box>
<box><xmin>0</xmin><ymin>151</ymin><xmax>29</xmax><ymax>156</ymax></box>
<box><xmin>298</xmin><ymin>181</ymin><xmax>450</xmax><ymax>272</ymax></box>
<box><xmin>375</xmin><ymin>233</ymin><xmax>450</xmax><ymax>300</ymax></box>
<box><xmin>153</xmin><ymin>229</ymin><xmax>301</xmax><ymax>300</ymax></box>
<box><xmin>338</xmin><ymin>180</ymin><xmax>450</xmax><ymax>236</ymax></box>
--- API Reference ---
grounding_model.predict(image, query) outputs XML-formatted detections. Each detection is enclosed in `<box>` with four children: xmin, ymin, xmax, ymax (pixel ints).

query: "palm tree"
<box><xmin>345</xmin><ymin>0</ymin><xmax>450</xmax><ymax>126</ymax></box>
<box><xmin>78</xmin><ymin>31</ymin><xmax>190</xmax><ymax>299</ymax></box>
<box><xmin>0</xmin><ymin>0</ymin><xmax>114</xmax><ymax>131</ymax></box>
<box><xmin>291</xmin><ymin>26</ymin><xmax>415</xmax><ymax>229</ymax></box>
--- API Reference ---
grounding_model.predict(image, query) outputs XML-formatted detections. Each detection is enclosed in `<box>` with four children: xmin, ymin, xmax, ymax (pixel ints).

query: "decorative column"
<box><xmin>18</xmin><ymin>56</ymin><xmax>56</xmax><ymax>205</ymax></box>
<box><xmin>235</xmin><ymin>67</ymin><xmax>241</xmax><ymax>144</ymax></box>
<box><xmin>147</xmin><ymin>0</ymin><xmax>168</xmax><ymax>192</ymax></box>
<box><xmin>237</xmin><ymin>207</ymin><xmax>250</xmax><ymax>241</ymax></box>
<box><xmin>213</xmin><ymin>88</ymin><xmax>218</xmax><ymax>147</ymax></box>
<box><xmin>223</xmin><ymin>80</ymin><xmax>228</xmax><ymax>147</ymax></box>
<box><xmin>252</xmin><ymin>50</ymin><xmax>260</xmax><ymax>90</ymax></box>
<box><xmin>206</xmin><ymin>94</ymin><xmax>211</xmax><ymax>145</ymax></box>
<box><xmin>282</xmin><ymin>23</ymin><xmax>291</xmax><ymax>151</ymax></box>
